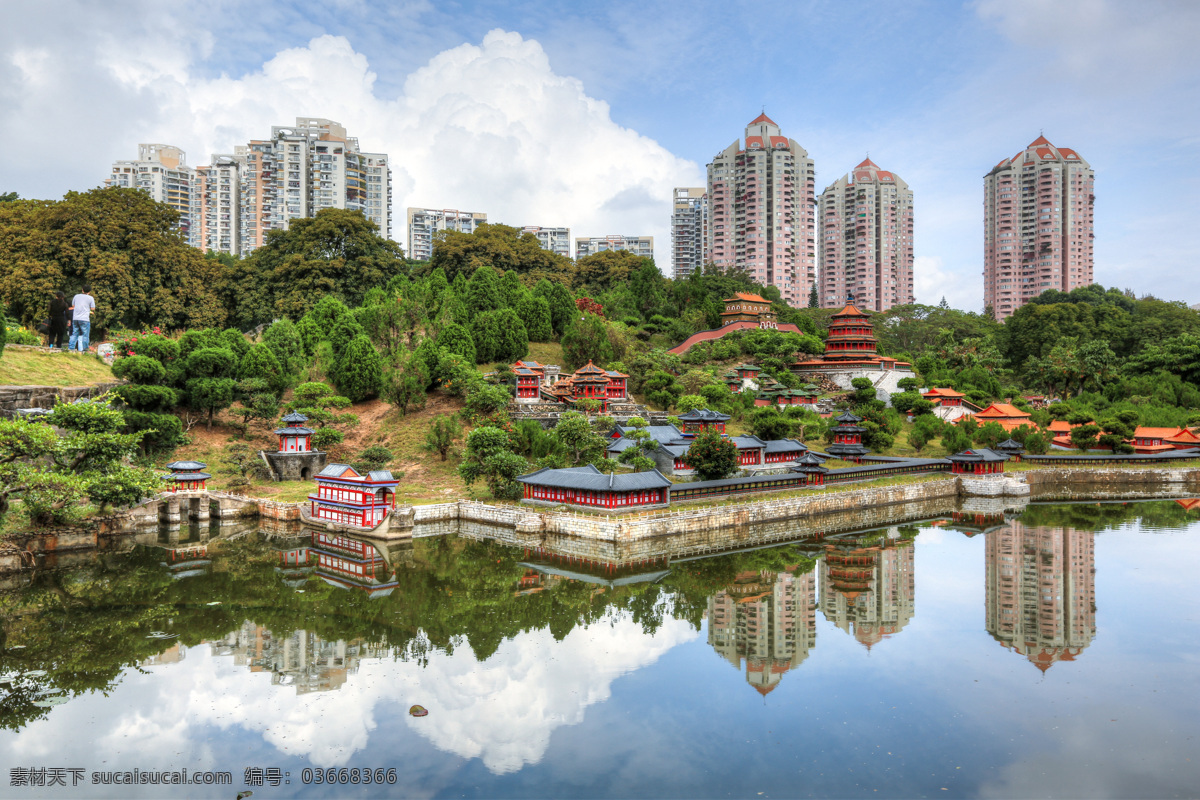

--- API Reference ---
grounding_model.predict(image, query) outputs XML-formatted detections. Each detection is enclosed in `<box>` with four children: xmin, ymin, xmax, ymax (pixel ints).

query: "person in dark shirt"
<box><xmin>47</xmin><ymin>291</ymin><xmax>69</xmax><ymax>349</ymax></box>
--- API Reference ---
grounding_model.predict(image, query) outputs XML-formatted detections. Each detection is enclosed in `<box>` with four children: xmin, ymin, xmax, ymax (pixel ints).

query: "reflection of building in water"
<box><xmin>209</xmin><ymin>621</ymin><xmax>390</xmax><ymax>695</ymax></box>
<box><xmin>986</xmin><ymin>521</ymin><xmax>1095</xmax><ymax>672</ymax></box>
<box><xmin>819</xmin><ymin>535</ymin><xmax>915</xmax><ymax>648</ymax></box>
<box><xmin>707</xmin><ymin>567</ymin><xmax>817</xmax><ymax>695</ymax></box>
<box><xmin>310</xmin><ymin>531</ymin><xmax>398</xmax><ymax>598</ymax></box>
<box><xmin>141</xmin><ymin>643</ymin><xmax>187</xmax><ymax>666</ymax></box>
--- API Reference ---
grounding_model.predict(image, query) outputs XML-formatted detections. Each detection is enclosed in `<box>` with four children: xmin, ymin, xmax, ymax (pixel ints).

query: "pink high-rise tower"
<box><xmin>706</xmin><ymin>114</ymin><xmax>816</xmax><ymax>307</ymax></box>
<box><xmin>983</xmin><ymin>136</ymin><xmax>1094</xmax><ymax>319</ymax></box>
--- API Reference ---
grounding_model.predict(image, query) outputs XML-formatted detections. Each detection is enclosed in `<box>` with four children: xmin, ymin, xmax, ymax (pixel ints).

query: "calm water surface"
<box><xmin>1</xmin><ymin>501</ymin><xmax>1198</xmax><ymax>799</ymax></box>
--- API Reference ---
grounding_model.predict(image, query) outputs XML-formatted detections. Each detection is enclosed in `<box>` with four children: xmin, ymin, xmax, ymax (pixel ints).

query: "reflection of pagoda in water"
<box><xmin>819</xmin><ymin>531</ymin><xmax>915</xmax><ymax>648</ymax></box>
<box><xmin>209</xmin><ymin>621</ymin><xmax>389</xmax><ymax>695</ymax></box>
<box><xmin>986</xmin><ymin>521</ymin><xmax>1095</xmax><ymax>672</ymax></box>
<box><xmin>707</xmin><ymin>567</ymin><xmax>817</xmax><ymax>695</ymax></box>
<box><xmin>268</xmin><ymin>531</ymin><xmax>402</xmax><ymax>597</ymax></box>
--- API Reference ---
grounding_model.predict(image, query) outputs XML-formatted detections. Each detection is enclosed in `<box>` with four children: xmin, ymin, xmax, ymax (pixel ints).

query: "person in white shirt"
<box><xmin>67</xmin><ymin>286</ymin><xmax>97</xmax><ymax>352</ymax></box>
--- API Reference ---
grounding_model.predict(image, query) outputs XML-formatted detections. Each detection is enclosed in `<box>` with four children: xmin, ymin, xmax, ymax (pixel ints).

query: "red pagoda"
<box><xmin>792</xmin><ymin>304</ymin><xmax>912</xmax><ymax>374</ymax></box>
<box><xmin>164</xmin><ymin>460</ymin><xmax>210</xmax><ymax>492</ymax></box>
<box><xmin>276</xmin><ymin>411</ymin><xmax>314</xmax><ymax>452</ymax></box>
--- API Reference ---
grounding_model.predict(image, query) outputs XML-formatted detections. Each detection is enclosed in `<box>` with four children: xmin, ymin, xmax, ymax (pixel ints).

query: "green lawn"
<box><xmin>0</xmin><ymin>349</ymin><xmax>116</xmax><ymax>386</ymax></box>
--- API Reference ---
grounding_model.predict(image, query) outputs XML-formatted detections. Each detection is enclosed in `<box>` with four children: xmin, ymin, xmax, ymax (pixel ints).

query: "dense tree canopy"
<box><xmin>426</xmin><ymin>223</ymin><xmax>571</xmax><ymax>284</ymax></box>
<box><xmin>0</xmin><ymin>188</ymin><xmax>226</xmax><ymax>332</ymax></box>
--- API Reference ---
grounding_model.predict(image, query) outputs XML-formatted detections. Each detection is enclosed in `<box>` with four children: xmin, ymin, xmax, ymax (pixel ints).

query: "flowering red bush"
<box><xmin>575</xmin><ymin>297</ymin><xmax>604</xmax><ymax>317</ymax></box>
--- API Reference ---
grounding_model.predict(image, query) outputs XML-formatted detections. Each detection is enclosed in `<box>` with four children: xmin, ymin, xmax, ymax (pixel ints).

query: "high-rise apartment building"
<box><xmin>706</xmin><ymin>114</ymin><xmax>816</xmax><ymax>307</ymax></box>
<box><xmin>671</xmin><ymin>187</ymin><xmax>708</xmax><ymax>280</ymax></box>
<box><xmin>818</xmin><ymin>159</ymin><xmax>914</xmax><ymax>311</ymax></box>
<box><xmin>574</xmin><ymin>235</ymin><xmax>654</xmax><ymax>260</ymax></box>
<box><xmin>107</xmin><ymin>144</ymin><xmax>195</xmax><ymax>240</ymax></box>
<box><xmin>820</xmin><ymin>536</ymin><xmax>915</xmax><ymax>649</ymax></box>
<box><xmin>521</xmin><ymin>226</ymin><xmax>572</xmax><ymax>258</ymax></box>
<box><xmin>407</xmin><ymin>208</ymin><xmax>488</xmax><ymax>262</ymax></box>
<box><xmin>114</xmin><ymin>118</ymin><xmax>391</xmax><ymax>257</ymax></box>
<box><xmin>984</xmin><ymin>136</ymin><xmax>1094</xmax><ymax>320</ymax></box>
<box><xmin>191</xmin><ymin>154</ymin><xmax>243</xmax><ymax>256</ymax></box>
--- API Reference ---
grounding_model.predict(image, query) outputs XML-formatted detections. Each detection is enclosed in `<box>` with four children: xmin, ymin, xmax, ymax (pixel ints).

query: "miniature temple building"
<box><xmin>517</xmin><ymin>464</ymin><xmax>672</xmax><ymax>510</ymax></box>
<box><xmin>164</xmin><ymin>460</ymin><xmax>210</xmax><ymax>492</ymax></box>
<box><xmin>276</xmin><ymin>411</ymin><xmax>314</xmax><ymax>452</ymax></box>
<box><xmin>514</xmin><ymin>365</ymin><xmax>542</xmax><ymax>403</ymax></box>
<box><xmin>1130</xmin><ymin>426</ymin><xmax>1200</xmax><ymax>453</ymax></box>
<box><xmin>1166</xmin><ymin>427</ymin><xmax>1200</xmax><ymax>450</ymax></box>
<box><xmin>732</xmin><ymin>435</ymin><xmax>767</xmax><ymax>466</ymax></box>
<box><xmin>763</xmin><ymin>439</ymin><xmax>810</xmax><ymax>463</ymax></box>
<box><xmin>995</xmin><ymin>438</ymin><xmax>1026</xmax><ymax>459</ymax></box>
<box><xmin>721</xmin><ymin>370</ymin><xmax>743</xmax><ymax>393</ymax></box>
<box><xmin>790</xmin><ymin>452</ymin><xmax>829</xmax><ymax>485</ymax></box>
<box><xmin>792</xmin><ymin>305</ymin><xmax>911</xmax><ymax>372</ymax></box>
<box><xmin>947</xmin><ymin>448</ymin><xmax>1008</xmax><ymax>475</ymax></box>
<box><xmin>308</xmin><ymin>464</ymin><xmax>400</xmax><ymax>528</ymax></box>
<box><xmin>826</xmin><ymin>410</ymin><xmax>870</xmax><ymax>462</ymax></box>
<box><xmin>678</xmin><ymin>408</ymin><xmax>730</xmax><ymax>434</ymax></box>
<box><xmin>922</xmin><ymin>388</ymin><xmax>965</xmax><ymax>407</ymax></box>
<box><xmin>720</xmin><ymin>293</ymin><xmax>778</xmax><ymax>328</ymax></box>
<box><xmin>736</xmin><ymin>363</ymin><xmax>761</xmax><ymax>382</ymax></box>
<box><xmin>546</xmin><ymin>361</ymin><xmax>626</xmax><ymax>412</ymax></box>
<box><xmin>960</xmin><ymin>403</ymin><xmax>1032</xmax><ymax>432</ymax></box>
<box><xmin>261</xmin><ymin>411</ymin><xmax>327</xmax><ymax>481</ymax></box>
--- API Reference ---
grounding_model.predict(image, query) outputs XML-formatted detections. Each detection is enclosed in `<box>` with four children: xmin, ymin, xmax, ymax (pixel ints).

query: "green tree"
<box><xmin>550</xmin><ymin>411</ymin><xmax>607</xmax><ymax>466</ymax></box>
<box><xmin>1069</xmin><ymin>423</ymin><xmax>1101</xmax><ymax>451</ymax></box>
<box><xmin>749</xmin><ymin>407</ymin><xmax>794</xmax><ymax>441</ymax></box>
<box><xmin>1024</xmin><ymin>431</ymin><xmax>1050</xmax><ymax>455</ymax></box>
<box><xmin>490</xmin><ymin>308</ymin><xmax>529</xmax><ymax>363</ymax></box>
<box><xmin>616</xmin><ymin>417</ymin><xmax>658</xmax><ymax>472</ymax></box>
<box><xmin>459</xmin><ymin>426</ymin><xmax>527</xmax><ymax>500</ymax></box>
<box><xmin>572</xmin><ymin>249</ymin><xmax>649</xmax><ymax>295</ymax></box>
<box><xmin>237</xmin><ymin>208</ymin><xmax>407</xmax><ymax>324</ymax></box>
<box><xmin>0</xmin><ymin>188</ymin><xmax>227</xmax><ymax>332</ymax></box>
<box><xmin>470</xmin><ymin>310</ymin><xmax>502</xmax><ymax>364</ymax></box>
<box><xmin>519</xmin><ymin>294</ymin><xmax>553</xmax><ymax>342</ymax></box>
<box><xmin>676</xmin><ymin>394</ymin><xmax>707</xmax><ymax>414</ymax></box>
<box><xmin>427</xmin><ymin>223</ymin><xmax>572</xmax><ymax>284</ymax></box>
<box><xmin>437</xmin><ymin>323</ymin><xmax>477</xmax><ymax>365</ymax></box>
<box><xmin>466</xmin><ymin>266</ymin><xmax>504</xmax><ymax>315</ymax></box>
<box><xmin>305</xmin><ymin>295</ymin><xmax>350</xmax><ymax>342</ymax></box>
<box><xmin>380</xmin><ymin>350</ymin><xmax>429</xmax><ymax>416</ymax></box>
<box><xmin>941</xmin><ymin>424</ymin><xmax>973</xmax><ymax>454</ymax></box>
<box><xmin>335</xmin><ymin>335</ymin><xmax>383</xmax><ymax>402</ymax></box>
<box><xmin>536</xmin><ymin>280</ymin><xmax>576</xmax><ymax>337</ymax></box>
<box><xmin>686</xmin><ymin>430</ymin><xmax>739</xmax><ymax>481</ymax></box>
<box><xmin>423</xmin><ymin>415</ymin><xmax>461</xmax><ymax>461</ymax></box>
<box><xmin>262</xmin><ymin>318</ymin><xmax>307</xmax><ymax>380</ymax></box>
<box><xmin>288</xmin><ymin>382</ymin><xmax>358</xmax><ymax>432</ymax></box>
<box><xmin>561</xmin><ymin>312</ymin><xmax>615</xmax><ymax>371</ymax></box>
<box><xmin>0</xmin><ymin>396</ymin><xmax>161</xmax><ymax>523</ymax></box>
<box><xmin>974</xmin><ymin>421</ymin><xmax>1007</xmax><ymax>449</ymax></box>
<box><xmin>643</xmin><ymin>370</ymin><xmax>684</xmax><ymax>411</ymax></box>
<box><xmin>238</xmin><ymin>343</ymin><xmax>287</xmax><ymax>396</ymax></box>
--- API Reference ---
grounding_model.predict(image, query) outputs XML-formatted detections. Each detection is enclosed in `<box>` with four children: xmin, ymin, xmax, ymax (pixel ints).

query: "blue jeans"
<box><xmin>68</xmin><ymin>320</ymin><xmax>90</xmax><ymax>352</ymax></box>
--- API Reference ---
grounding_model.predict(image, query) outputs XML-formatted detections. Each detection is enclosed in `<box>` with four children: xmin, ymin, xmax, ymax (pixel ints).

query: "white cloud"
<box><xmin>0</xmin><ymin>614</ymin><xmax>698</xmax><ymax>778</ymax></box>
<box><xmin>1</xmin><ymin>11</ymin><xmax>700</xmax><ymax>269</ymax></box>
<box><xmin>913</xmin><ymin>255</ymin><xmax>980</xmax><ymax>312</ymax></box>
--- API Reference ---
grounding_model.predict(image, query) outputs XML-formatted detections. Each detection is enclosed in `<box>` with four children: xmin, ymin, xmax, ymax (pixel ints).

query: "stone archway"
<box><xmin>300</xmin><ymin>466</ymin><xmax>312</xmax><ymax>480</ymax></box>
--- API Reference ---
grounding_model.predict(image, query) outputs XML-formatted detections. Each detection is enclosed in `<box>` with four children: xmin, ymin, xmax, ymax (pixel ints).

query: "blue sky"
<box><xmin>3</xmin><ymin>0</ymin><xmax>1198</xmax><ymax>310</ymax></box>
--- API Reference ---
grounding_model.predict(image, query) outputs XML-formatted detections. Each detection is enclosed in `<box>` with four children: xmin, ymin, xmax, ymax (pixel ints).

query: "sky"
<box><xmin>2</xmin><ymin>0</ymin><xmax>1199</xmax><ymax>311</ymax></box>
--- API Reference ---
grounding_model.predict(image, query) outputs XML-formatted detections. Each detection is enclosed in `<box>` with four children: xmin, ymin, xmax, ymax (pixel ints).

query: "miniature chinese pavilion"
<box><xmin>720</xmin><ymin>293</ymin><xmax>778</xmax><ymax>329</ymax></box>
<box><xmin>261</xmin><ymin>411</ymin><xmax>327</xmax><ymax>481</ymax></box>
<box><xmin>791</xmin><ymin>304</ymin><xmax>912</xmax><ymax>384</ymax></box>
<box><xmin>546</xmin><ymin>361</ymin><xmax>628</xmax><ymax>412</ymax></box>
<box><xmin>164</xmin><ymin>461</ymin><xmax>210</xmax><ymax>492</ymax></box>
<box><xmin>826</xmin><ymin>410</ymin><xmax>870</xmax><ymax>462</ymax></box>
<box><xmin>307</xmin><ymin>464</ymin><xmax>400</xmax><ymax>529</ymax></box>
<box><xmin>790</xmin><ymin>452</ymin><xmax>829</xmax><ymax>485</ymax></box>
<box><xmin>276</xmin><ymin>411</ymin><xmax>314</xmax><ymax>452</ymax></box>
<box><xmin>947</xmin><ymin>448</ymin><xmax>1008</xmax><ymax>475</ymax></box>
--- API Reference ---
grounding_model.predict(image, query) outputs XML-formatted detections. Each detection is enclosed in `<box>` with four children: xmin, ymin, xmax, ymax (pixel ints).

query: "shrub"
<box><xmin>423</xmin><ymin>415</ymin><xmax>460</xmax><ymax>462</ymax></box>
<box><xmin>335</xmin><ymin>335</ymin><xmax>383</xmax><ymax>402</ymax></box>
<box><xmin>262</xmin><ymin>318</ymin><xmax>306</xmax><ymax>378</ymax></box>
<box><xmin>186</xmin><ymin>347</ymin><xmax>237</xmax><ymax>379</ymax></box>
<box><xmin>129</xmin><ymin>334</ymin><xmax>179</xmax><ymax>365</ymax></box>
<box><xmin>221</xmin><ymin>328</ymin><xmax>250</xmax><ymax>360</ymax></box>
<box><xmin>113</xmin><ymin>354</ymin><xmax>166</xmax><ymax>385</ymax></box>
<box><xmin>437</xmin><ymin>322</ymin><xmax>477</xmax><ymax>365</ymax></box>
<box><xmin>238</xmin><ymin>343</ymin><xmax>287</xmax><ymax>396</ymax></box>
<box><xmin>687</xmin><ymin>430</ymin><xmax>739</xmax><ymax>481</ymax></box>
<box><xmin>116</xmin><ymin>383</ymin><xmax>178</xmax><ymax>412</ymax></box>
<box><xmin>353</xmin><ymin>445</ymin><xmax>394</xmax><ymax>474</ymax></box>
<box><xmin>122</xmin><ymin>410</ymin><xmax>184</xmax><ymax>453</ymax></box>
<box><xmin>311</xmin><ymin>427</ymin><xmax>345</xmax><ymax>450</ymax></box>
<box><xmin>179</xmin><ymin>328</ymin><xmax>224</xmax><ymax>359</ymax></box>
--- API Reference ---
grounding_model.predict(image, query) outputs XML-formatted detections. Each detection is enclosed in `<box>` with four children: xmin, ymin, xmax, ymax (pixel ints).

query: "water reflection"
<box><xmin>986</xmin><ymin>521</ymin><xmax>1096</xmax><ymax>672</ymax></box>
<box><xmin>0</xmin><ymin>499</ymin><xmax>1198</xmax><ymax>795</ymax></box>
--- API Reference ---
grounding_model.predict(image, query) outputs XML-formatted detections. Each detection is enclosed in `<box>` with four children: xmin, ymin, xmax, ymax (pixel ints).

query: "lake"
<box><xmin>1</xmin><ymin>499</ymin><xmax>1198</xmax><ymax>799</ymax></box>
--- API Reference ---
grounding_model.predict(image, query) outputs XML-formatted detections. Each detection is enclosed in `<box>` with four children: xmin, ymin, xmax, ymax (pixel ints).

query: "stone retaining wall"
<box><xmin>0</xmin><ymin>382</ymin><xmax>124</xmax><ymax>418</ymax></box>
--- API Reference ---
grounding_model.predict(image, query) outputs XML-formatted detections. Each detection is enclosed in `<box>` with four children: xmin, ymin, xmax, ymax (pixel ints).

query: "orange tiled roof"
<box><xmin>1134</xmin><ymin>426</ymin><xmax>1183</xmax><ymax>440</ymax></box>
<box><xmin>1135</xmin><ymin>443</ymin><xmax>1177</xmax><ymax>453</ymax></box>
<box><xmin>1046</xmin><ymin>419</ymin><xmax>1079</xmax><ymax>433</ymax></box>
<box><xmin>923</xmin><ymin>387</ymin><xmax>965</xmax><ymax>397</ymax></box>
<box><xmin>974</xmin><ymin>403</ymin><xmax>1030</xmax><ymax>419</ymax></box>
<box><xmin>1167</xmin><ymin>428</ymin><xmax>1200</xmax><ymax>444</ymax></box>
<box><xmin>723</xmin><ymin>292</ymin><xmax>769</xmax><ymax>304</ymax></box>
<box><xmin>831</xmin><ymin>304</ymin><xmax>868</xmax><ymax>318</ymax></box>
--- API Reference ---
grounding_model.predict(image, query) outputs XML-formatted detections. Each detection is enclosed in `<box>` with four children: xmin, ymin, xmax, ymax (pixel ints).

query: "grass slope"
<box><xmin>0</xmin><ymin>350</ymin><xmax>115</xmax><ymax>386</ymax></box>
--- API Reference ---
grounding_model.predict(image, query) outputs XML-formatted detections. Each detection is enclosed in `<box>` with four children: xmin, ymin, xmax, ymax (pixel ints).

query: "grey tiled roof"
<box><xmin>731</xmin><ymin>435</ymin><xmax>767</xmax><ymax>450</ymax></box>
<box><xmin>367</xmin><ymin>470</ymin><xmax>397</xmax><ymax>482</ymax></box>
<box><xmin>274</xmin><ymin>426</ymin><xmax>315</xmax><ymax>435</ymax></box>
<box><xmin>948</xmin><ymin>448</ymin><xmax>1008</xmax><ymax>463</ymax></box>
<box><xmin>165</xmin><ymin>471</ymin><xmax>211</xmax><ymax>481</ymax></box>
<box><xmin>281</xmin><ymin>411</ymin><xmax>309</xmax><ymax>423</ymax></box>
<box><xmin>611</xmin><ymin>424</ymin><xmax>685</xmax><ymax>445</ymax></box>
<box><xmin>166</xmin><ymin>461</ymin><xmax>207</xmax><ymax>471</ymax></box>
<box><xmin>764</xmin><ymin>439</ymin><xmax>807</xmax><ymax>453</ymax></box>
<box><xmin>677</xmin><ymin>408</ymin><xmax>731</xmax><ymax>422</ymax></box>
<box><xmin>518</xmin><ymin>464</ymin><xmax>672</xmax><ymax>491</ymax></box>
<box><xmin>317</xmin><ymin>463</ymin><xmax>357</xmax><ymax>478</ymax></box>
